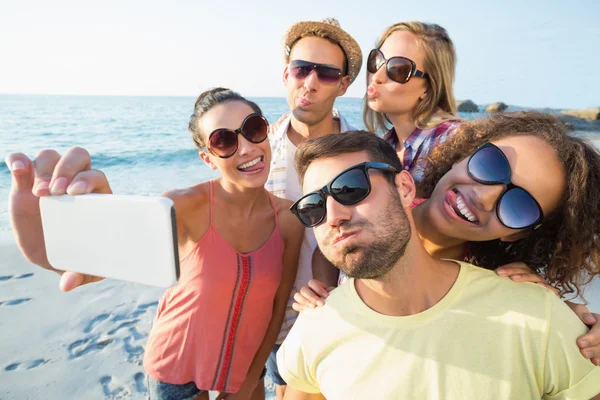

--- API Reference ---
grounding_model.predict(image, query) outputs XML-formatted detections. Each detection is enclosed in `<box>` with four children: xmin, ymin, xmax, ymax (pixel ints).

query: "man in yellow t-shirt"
<box><xmin>278</xmin><ymin>131</ymin><xmax>600</xmax><ymax>399</ymax></box>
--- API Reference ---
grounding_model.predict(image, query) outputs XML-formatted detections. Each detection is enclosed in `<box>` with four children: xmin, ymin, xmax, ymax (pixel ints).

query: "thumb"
<box><xmin>59</xmin><ymin>271</ymin><xmax>103</xmax><ymax>291</ymax></box>
<box><xmin>59</xmin><ymin>272</ymin><xmax>85</xmax><ymax>292</ymax></box>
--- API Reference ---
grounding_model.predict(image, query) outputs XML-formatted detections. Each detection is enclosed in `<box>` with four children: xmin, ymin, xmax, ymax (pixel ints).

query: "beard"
<box><xmin>323</xmin><ymin>190</ymin><xmax>412</xmax><ymax>279</ymax></box>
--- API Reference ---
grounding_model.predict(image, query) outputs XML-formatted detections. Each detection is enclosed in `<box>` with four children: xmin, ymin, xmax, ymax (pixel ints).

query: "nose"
<box><xmin>303</xmin><ymin>70</ymin><xmax>320</xmax><ymax>92</ymax></box>
<box><xmin>472</xmin><ymin>184</ymin><xmax>506</xmax><ymax>212</ymax></box>
<box><xmin>237</xmin><ymin>134</ymin><xmax>253</xmax><ymax>156</ymax></box>
<box><xmin>324</xmin><ymin>195</ymin><xmax>352</xmax><ymax>228</ymax></box>
<box><xmin>371</xmin><ymin>62</ymin><xmax>387</xmax><ymax>85</ymax></box>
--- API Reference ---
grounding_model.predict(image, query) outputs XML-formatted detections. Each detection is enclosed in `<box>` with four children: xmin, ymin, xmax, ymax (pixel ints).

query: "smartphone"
<box><xmin>39</xmin><ymin>194</ymin><xmax>180</xmax><ymax>288</ymax></box>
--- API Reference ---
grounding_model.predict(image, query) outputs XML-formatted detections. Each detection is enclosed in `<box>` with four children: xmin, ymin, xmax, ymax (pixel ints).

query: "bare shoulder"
<box><xmin>161</xmin><ymin>182</ymin><xmax>211</xmax><ymax>238</ymax></box>
<box><xmin>162</xmin><ymin>182</ymin><xmax>209</xmax><ymax>211</ymax></box>
<box><xmin>272</xmin><ymin>195</ymin><xmax>303</xmax><ymax>241</ymax></box>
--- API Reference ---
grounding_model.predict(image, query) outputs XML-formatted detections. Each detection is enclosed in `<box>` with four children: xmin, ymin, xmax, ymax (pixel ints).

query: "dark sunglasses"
<box><xmin>206</xmin><ymin>113</ymin><xmax>269</xmax><ymax>158</ymax></box>
<box><xmin>289</xmin><ymin>60</ymin><xmax>343</xmax><ymax>85</ymax></box>
<box><xmin>467</xmin><ymin>142</ymin><xmax>544</xmax><ymax>230</ymax></box>
<box><xmin>367</xmin><ymin>49</ymin><xmax>428</xmax><ymax>84</ymax></box>
<box><xmin>290</xmin><ymin>162</ymin><xmax>399</xmax><ymax>227</ymax></box>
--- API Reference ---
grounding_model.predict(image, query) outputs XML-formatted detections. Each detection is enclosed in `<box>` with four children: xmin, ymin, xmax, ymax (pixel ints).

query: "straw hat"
<box><xmin>282</xmin><ymin>18</ymin><xmax>363</xmax><ymax>85</ymax></box>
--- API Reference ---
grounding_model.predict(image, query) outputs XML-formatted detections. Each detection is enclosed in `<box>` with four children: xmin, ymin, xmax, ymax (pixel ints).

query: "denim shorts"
<box><xmin>147</xmin><ymin>369</ymin><xmax>267</xmax><ymax>399</ymax></box>
<box><xmin>147</xmin><ymin>375</ymin><xmax>204</xmax><ymax>400</ymax></box>
<box><xmin>266</xmin><ymin>344</ymin><xmax>287</xmax><ymax>386</ymax></box>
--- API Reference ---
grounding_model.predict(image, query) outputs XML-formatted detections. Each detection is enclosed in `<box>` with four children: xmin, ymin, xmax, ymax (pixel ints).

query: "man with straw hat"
<box><xmin>264</xmin><ymin>17</ymin><xmax>362</xmax><ymax>399</ymax></box>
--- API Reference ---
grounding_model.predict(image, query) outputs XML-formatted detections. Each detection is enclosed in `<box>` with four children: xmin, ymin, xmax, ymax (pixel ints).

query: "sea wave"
<box><xmin>0</xmin><ymin>148</ymin><xmax>199</xmax><ymax>175</ymax></box>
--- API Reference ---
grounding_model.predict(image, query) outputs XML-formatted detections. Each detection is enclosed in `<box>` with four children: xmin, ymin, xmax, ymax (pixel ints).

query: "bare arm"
<box><xmin>311</xmin><ymin>246</ymin><xmax>338</xmax><ymax>288</ymax></box>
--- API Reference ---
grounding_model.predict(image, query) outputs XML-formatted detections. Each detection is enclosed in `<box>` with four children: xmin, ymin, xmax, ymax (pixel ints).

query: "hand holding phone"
<box><xmin>40</xmin><ymin>194</ymin><xmax>180</xmax><ymax>288</ymax></box>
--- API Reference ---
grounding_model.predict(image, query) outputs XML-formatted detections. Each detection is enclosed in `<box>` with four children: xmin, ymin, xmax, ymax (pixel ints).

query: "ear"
<box><xmin>499</xmin><ymin>229</ymin><xmax>531</xmax><ymax>243</ymax></box>
<box><xmin>199</xmin><ymin>150</ymin><xmax>218</xmax><ymax>170</ymax></box>
<box><xmin>395</xmin><ymin>170</ymin><xmax>416</xmax><ymax>208</ymax></box>
<box><xmin>283</xmin><ymin>64</ymin><xmax>290</xmax><ymax>85</ymax></box>
<box><xmin>337</xmin><ymin>76</ymin><xmax>350</xmax><ymax>97</ymax></box>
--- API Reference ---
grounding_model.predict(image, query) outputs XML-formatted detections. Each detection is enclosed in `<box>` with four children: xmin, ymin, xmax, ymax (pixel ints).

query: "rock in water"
<box><xmin>457</xmin><ymin>100</ymin><xmax>478</xmax><ymax>112</ymax></box>
<box><xmin>485</xmin><ymin>102</ymin><xmax>508</xmax><ymax>113</ymax></box>
<box><xmin>560</xmin><ymin>107</ymin><xmax>600</xmax><ymax>121</ymax></box>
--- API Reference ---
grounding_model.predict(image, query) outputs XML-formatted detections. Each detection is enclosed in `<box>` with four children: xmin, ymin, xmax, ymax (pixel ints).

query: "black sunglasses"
<box><xmin>467</xmin><ymin>142</ymin><xmax>544</xmax><ymax>230</ymax></box>
<box><xmin>205</xmin><ymin>113</ymin><xmax>269</xmax><ymax>158</ymax></box>
<box><xmin>289</xmin><ymin>60</ymin><xmax>344</xmax><ymax>85</ymax></box>
<box><xmin>367</xmin><ymin>49</ymin><xmax>428</xmax><ymax>84</ymax></box>
<box><xmin>290</xmin><ymin>162</ymin><xmax>399</xmax><ymax>227</ymax></box>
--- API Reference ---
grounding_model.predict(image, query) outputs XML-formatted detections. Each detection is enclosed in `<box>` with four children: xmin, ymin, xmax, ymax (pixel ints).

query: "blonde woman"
<box><xmin>364</xmin><ymin>21</ymin><xmax>460</xmax><ymax>182</ymax></box>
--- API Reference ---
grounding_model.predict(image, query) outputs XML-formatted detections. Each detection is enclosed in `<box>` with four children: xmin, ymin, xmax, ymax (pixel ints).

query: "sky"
<box><xmin>0</xmin><ymin>0</ymin><xmax>598</xmax><ymax>109</ymax></box>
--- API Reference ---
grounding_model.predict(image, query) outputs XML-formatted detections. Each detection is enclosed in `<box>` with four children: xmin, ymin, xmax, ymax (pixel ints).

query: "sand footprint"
<box><xmin>4</xmin><ymin>359</ymin><xmax>48</xmax><ymax>371</ymax></box>
<box><xmin>68</xmin><ymin>336</ymin><xmax>113</xmax><ymax>359</ymax></box>
<box><xmin>84</xmin><ymin>313</ymin><xmax>111</xmax><ymax>334</ymax></box>
<box><xmin>99</xmin><ymin>375</ymin><xmax>131</xmax><ymax>399</ymax></box>
<box><xmin>0</xmin><ymin>273</ymin><xmax>34</xmax><ymax>282</ymax></box>
<box><xmin>134</xmin><ymin>372</ymin><xmax>147</xmax><ymax>393</ymax></box>
<box><xmin>0</xmin><ymin>298</ymin><xmax>32</xmax><ymax>307</ymax></box>
<box><xmin>131</xmin><ymin>301</ymin><xmax>158</xmax><ymax>318</ymax></box>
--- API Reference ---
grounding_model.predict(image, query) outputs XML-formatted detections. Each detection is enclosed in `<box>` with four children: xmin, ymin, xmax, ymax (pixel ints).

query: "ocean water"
<box><xmin>1</xmin><ymin>94</ymin><xmax>599</xmax><ymax>243</ymax></box>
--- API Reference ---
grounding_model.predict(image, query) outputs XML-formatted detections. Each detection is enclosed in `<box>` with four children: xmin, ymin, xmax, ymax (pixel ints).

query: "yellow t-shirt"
<box><xmin>277</xmin><ymin>262</ymin><xmax>600</xmax><ymax>399</ymax></box>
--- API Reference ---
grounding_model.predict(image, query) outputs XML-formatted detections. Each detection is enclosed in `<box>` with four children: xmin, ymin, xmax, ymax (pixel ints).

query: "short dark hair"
<box><xmin>294</xmin><ymin>131</ymin><xmax>402</xmax><ymax>185</ymax></box>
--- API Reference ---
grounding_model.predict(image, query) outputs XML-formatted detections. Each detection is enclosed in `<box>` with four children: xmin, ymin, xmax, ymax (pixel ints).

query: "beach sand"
<box><xmin>0</xmin><ymin>240</ymin><xmax>276</xmax><ymax>399</ymax></box>
<box><xmin>1</xmin><ymin>238</ymin><xmax>598</xmax><ymax>399</ymax></box>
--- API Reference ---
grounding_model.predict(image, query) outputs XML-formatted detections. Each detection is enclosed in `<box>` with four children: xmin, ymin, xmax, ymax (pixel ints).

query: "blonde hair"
<box><xmin>363</xmin><ymin>22</ymin><xmax>458</xmax><ymax>133</ymax></box>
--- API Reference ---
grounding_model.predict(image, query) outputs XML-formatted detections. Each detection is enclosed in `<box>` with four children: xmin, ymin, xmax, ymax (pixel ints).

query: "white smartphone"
<box><xmin>39</xmin><ymin>194</ymin><xmax>180</xmax><ymax>288</ymax></box>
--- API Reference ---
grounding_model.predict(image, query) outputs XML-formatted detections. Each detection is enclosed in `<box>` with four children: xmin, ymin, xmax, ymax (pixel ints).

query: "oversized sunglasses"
<box><xmin>289</xmin><ymin>60</ymin><xmax>343</xmax><ymax>85</ymax></box>
<box><xmin>290</xmin><ymin>162</ymin><xmax>399</xmax><ymax>227</ymax></box>
<box><xmin>467</xmin><ymin>142</ymin><xmax>544</xmax><ymax>230</ymax></box>
<box><xmin>206</xmin><ymin>113</ymin><xmax>269</xmax><ymax>158</ymax></box>
<box><xmin>367</xmin><ymin>49</ymin><xmax>428</xmax><ymax>84</ymax></box>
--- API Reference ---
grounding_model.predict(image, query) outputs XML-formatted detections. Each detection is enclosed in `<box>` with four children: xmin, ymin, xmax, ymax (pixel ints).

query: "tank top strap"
<box><xmin>209</xmin><ymin>180</ymin><xmax>214</xmax><ymax>226</ymax></box>
<box><xmin>266</xmin><ymin>191</ymin><xmax>279</xmax><ymax>230</ymax></box>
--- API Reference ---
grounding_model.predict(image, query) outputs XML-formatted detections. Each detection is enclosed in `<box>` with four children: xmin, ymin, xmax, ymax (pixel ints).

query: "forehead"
<box><xmin>289</xmin><ymin>36</ymin><xmax>345</xmax><ymax>69</ymax></box>
<box><xmin>199</xmin><ymin>101</ymin><xmax>255</xmax><ymax>136</ymax></box>
<box><xmin>303</xmin><ymin>151</ymin><xmax>371</xmax><ymax>193</ymax></box>
<box><xmin>379</xmin><ymin>30</ymin><xmax>423</xmax><ymax>66</ymax></box>
<box><xmin>490</xmin><ymin>135</ymin><xmax>565</xmax><ymax>212</ymax></box>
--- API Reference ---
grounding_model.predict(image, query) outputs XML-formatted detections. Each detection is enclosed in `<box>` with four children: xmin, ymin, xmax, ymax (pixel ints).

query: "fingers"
<box><xmin>293</xmin><ymin>284</ymin><xmax>327</xmax><ymax>311</ymax></box>
<box><xmin>48</xmin><ymin>147</ymin><xmax>92</xmax><ymax>195</ymax></box>
<box><xmin>59</xmin><ymin>271</ymin><xmax>104</xmax><ymax>292</ymax></box>
<box><xmin>31</xmin><ymin>149</ymin><xmax>62</xmax><ymax>196</ymax></box>
<box><xmin>505</xmin><ymin>272</ymin><xmax>546</xmax><ymax>284</ymax></box>
<box><xmin>5</xmin><ymin>153</ymin><xmax>35</xmax><ymax>194</ymax></box>
<box><xmin>577</xmin><ymin>313</ymin><xmax>600</xmax><ymax>364</ymax></box>
<box><xmin>308</xmin><ymin>279</ymin><xmax>331</xmax><ymax>298</ymax></box>
<box><xmin>67</xmin><ymin>169</ymin><xmax>112</xmax><ymax>195</ymax></box>
<box><xmin>496</xmin><ymin>262</ymin><xmax>533</xmax><ymax>277</ymax></box>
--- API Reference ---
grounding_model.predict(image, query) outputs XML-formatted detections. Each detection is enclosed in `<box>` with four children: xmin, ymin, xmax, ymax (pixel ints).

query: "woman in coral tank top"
<box><xmin>139</xmin><ymin>88</ymin><xmax>303</xmax><ymax>400</ymax></box>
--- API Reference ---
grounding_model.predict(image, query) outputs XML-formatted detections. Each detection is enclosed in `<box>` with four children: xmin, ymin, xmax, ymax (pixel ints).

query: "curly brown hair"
<box><xmin>419</xmin><ymin>111</ymin><xmax>600</xmax><ymax>298</ymax></box>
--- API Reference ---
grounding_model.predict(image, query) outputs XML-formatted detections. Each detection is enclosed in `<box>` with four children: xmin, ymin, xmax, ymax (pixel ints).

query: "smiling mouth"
<box><xmin>451</xmin><ymin>189</ymin><xmax>479</xmax><ymax>223</ymax></box>
<box><xmin>237</xmin><ymin>156</ymin><xmax>263</xmax><ymax>171</ymax></box>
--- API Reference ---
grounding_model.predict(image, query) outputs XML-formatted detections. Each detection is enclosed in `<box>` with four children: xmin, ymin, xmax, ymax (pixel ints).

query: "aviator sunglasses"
<box><xmin>467</xmin><ymin>142</ymin><xmax>544</xmax><ymax>230</ymax></box>
<box><xmin>205</xmin><ymin>113</ymin><xmax>269</xmax><ymax>158</ymax></box>
<box><xmin>367</xmin><ymin>49</ymin><xmax>428</xmax><ymax>84</ymax></box>
<box><xmin>290</xmin><ymin>162</ymin><xmax>399</xmax><ymax>227</ymax></box>
<box><xmin>289</xmin><ymin>60</ymin><xmax>344</xmax><ymax>85</ymax></box>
